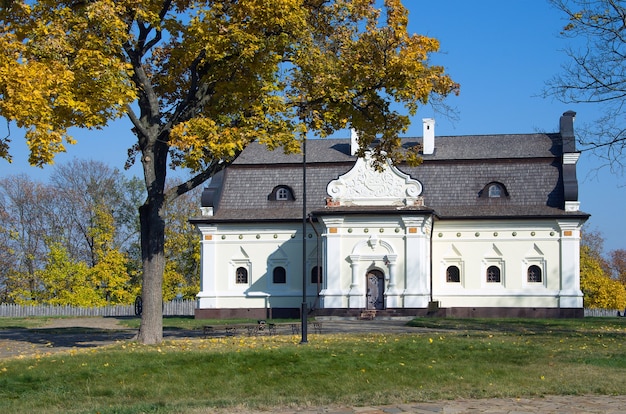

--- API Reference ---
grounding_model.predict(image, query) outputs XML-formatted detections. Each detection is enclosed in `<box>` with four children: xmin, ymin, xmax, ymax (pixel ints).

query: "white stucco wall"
<box><xmin>431</xmin><ymin>219</ymin><xmax>584</xmax><ymax>308</ymax></box>
<box><xmin>195</xmin><ymin>222</ymin><xmax>319</xmax><ymax>310</ymax></box>
<box><xmin>196</xmin><ymin>217</ymin><xmax>584</xmax><ymax>312</ymax></box>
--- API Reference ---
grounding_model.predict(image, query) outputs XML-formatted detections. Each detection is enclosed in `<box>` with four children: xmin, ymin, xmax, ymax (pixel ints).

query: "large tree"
<box><xmin>0</xmin><ymin>0</ymin><xmax>458</xmax><ymax>343</ymax></box>
<box><xmin>547</xmin><ymin>0</ymin><xmax>626</xmax><ymax>172</ymax></box>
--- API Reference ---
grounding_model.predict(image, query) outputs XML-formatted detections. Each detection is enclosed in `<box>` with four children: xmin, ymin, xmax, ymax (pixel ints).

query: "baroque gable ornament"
<box><xmin>326</xmin><ymin>152</ymin><xmax>423</xmax><ymax>207</ymax></box>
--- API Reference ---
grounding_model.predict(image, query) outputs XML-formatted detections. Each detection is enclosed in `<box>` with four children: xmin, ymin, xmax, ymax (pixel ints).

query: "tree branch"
<box><xmin>164</xmin><ymin>156</ymin><xmax>237</xmax><ymax>205</ymax></box>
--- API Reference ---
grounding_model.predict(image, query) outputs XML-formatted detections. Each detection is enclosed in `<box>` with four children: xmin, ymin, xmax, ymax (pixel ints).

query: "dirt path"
<box><xmin>0</xmin><ymin>318</ymin><xmax>426</xmax><ymax>360</ymax></box>
<box><xmin>0</xmin><ymin>317</ymin><xmax>138</xmax><ymax>360</ymax></box>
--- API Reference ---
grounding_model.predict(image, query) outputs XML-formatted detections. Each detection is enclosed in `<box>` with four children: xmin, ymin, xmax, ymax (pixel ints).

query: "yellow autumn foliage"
<box><xmin>1</xmin><ymin>0</ymin><xmax>457</xmax><ymax>170</ymax></box>
<box><xmin>0</xmin><ymin>0</ymin><xmax>137</xmax><ymax>166</ymax></box>
<box><xmin>580</xmin><ymin>245</ymin><xmax>626</xmax><ymax>309</ymax></box>
<box><xmin>88</xmin><ymin>206</ymin><xmax>138</xmax><ymax>304</ymax></box>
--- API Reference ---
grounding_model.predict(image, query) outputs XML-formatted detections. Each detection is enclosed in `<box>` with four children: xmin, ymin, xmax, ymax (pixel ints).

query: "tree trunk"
<box><xmin>137</xmin><ymin>200</ymin><xmax>165</xmax><ymax>344</ymax></box>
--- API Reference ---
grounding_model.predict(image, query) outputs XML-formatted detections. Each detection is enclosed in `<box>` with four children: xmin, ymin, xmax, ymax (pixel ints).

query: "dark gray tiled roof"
<box><xmin>233</xmin><ymin>133</ymin><xmax>562</xmax><ymax>165</ymax></box>
<box><xmin>193</xmin><ymin>133</ymin><xmax>589</xmax><ymax>223</ymax></box>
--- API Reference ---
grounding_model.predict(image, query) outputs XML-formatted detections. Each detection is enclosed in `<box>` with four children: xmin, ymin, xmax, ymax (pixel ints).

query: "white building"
<box><xmin>191</xmin><ymin>111</ymin><xmax>588</xmax><ymax>319</ymax></box>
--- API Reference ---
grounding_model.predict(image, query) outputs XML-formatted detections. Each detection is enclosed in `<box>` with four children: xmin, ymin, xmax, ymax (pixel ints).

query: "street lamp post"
<box><xmin>301</xmin><ymin>136</ymin><xmax>308</xmax><ymax>344</ymax></box>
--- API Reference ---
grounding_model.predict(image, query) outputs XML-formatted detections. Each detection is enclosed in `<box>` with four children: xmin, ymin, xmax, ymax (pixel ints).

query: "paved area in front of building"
<box><xmin>212</xmin><ymin>395</ymin><xmax>626</xmax><ymax>413</ymax></box>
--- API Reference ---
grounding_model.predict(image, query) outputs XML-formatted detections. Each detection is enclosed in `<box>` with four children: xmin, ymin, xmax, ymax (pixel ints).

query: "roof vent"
<box><xmin>423</xmin><ymin>118</ymin><xmax>435</xmax><ymax>155</ymax></box>
<box><xmin>350</xmin><ymin>128</ymin><xmax>359</xmax><ymax>156</ymax></box>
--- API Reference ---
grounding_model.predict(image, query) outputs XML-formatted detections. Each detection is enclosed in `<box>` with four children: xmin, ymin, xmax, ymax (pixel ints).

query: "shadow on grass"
<box><xmin>0</xmin><ymin>327</ymin><xmax>137</xmax><ymax>353</ymax></box>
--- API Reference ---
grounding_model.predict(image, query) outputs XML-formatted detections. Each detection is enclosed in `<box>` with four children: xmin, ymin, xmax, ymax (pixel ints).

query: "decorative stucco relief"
<box><xmin>326</xmin><ymin>152</ymin><xmax>423</xmax><ymax>206</ymax></box>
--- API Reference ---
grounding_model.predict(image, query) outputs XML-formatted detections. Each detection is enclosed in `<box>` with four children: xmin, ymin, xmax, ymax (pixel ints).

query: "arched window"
<box><xmin>446</xmin><ymin>266</ymin><xmax>460</xmax><ymax>283</ymax></box>
<box><xmin>268</xmin><ymin>186</ymin><xmax>295</xmax><ymax>201</ymax></box>
<box><xmin>488</xmin><ymin>185</ymin><xmax>502</xmax><ymax>198</ymax></box>
<box><xmin>479</xmin><ymin>182</ymin><xmax>509</xmax><ymax>199</ymax></box>
<box><xmin>273</xmin><ymin>266</ymin><xmax>286</xmax><ymax>284</ymax></box>
<box><xmin>236</xmin><ymin>267</ymin><xmax>248</xmax><ymax>284</ymax></box>
<box><xmin>276</xmin><ymin>188</ymin><xmax>289</xmax><ymax>200</ymax></box>
<box><xmin>311</xmin><ymin>266</ymin><xmax>323</xmax><ymax>284</ymax></box>
<box><xmin>527</xmin><ymin>265</ymin><xmax>542</xmax><ymax>283</ymax></box>
<box><xmin>486</xmin><ymin>266</ymin><xmax>501</xmax><ymax>283</ymax></box>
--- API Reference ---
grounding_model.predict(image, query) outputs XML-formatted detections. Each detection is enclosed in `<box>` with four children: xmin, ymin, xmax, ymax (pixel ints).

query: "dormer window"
<box><xmin>479</xmin><ymin>182</ymin><xmax>509</xmax><ymax>199</ymax></box>
<box><xmin>277</xmin><ymin>188</ymin><xmax>289</xmax><ymax>200</ymax></box>
<box><xmin>489</xmin><ymin>185</ymin><xmax>502</xmax><ymax>198</ymax></box>
<box><xmin>268</xmin><ymin>185</ymin><xmax>295</xmax><ymax>201</ymax></box>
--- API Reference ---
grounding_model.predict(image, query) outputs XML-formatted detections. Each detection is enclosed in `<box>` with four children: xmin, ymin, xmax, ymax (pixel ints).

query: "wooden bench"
<box><xmin>359</xmin><ymin>310</ymin><xmax>376</xmax><ymax>320</ymax></box>
<box><xmin>203</xmin><ymin>322</ymin><xmax>297</xmax><ymax>337</ymax></box>
<box><xmin>256</xmin><ymin>320</ymin><xmax>277</xmax><ymax>336</ymax></box>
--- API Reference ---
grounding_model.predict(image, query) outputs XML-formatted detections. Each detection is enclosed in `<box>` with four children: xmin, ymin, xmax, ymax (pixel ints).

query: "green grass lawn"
<box><xmin>1</xmin><ymin>317</ymin><xmax>625</xmax><ymax>413</ymax></box>
<box><xmin>0</xmin><ymin>316</ymin><xmax>51</xmax><ymax>329</ymax></box>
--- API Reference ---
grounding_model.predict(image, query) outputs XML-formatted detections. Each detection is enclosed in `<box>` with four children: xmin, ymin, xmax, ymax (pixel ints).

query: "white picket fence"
<box><xmin>0</xmin><ymin>299</ymin><xmax>196</xmax><ymax>317</ymax></box>
<box><xmin>584</xmin><ymin>308</ymin><xmax>624</xmax><ymax>317</ymax></box>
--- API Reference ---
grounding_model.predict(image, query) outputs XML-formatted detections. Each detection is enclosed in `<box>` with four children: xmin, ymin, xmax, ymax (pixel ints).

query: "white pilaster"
<box><xmin>402</xmin><ymin>216</ymin><xmax>431</xmax><ymax>307</ymax></box>
<box><xmin>196</xmin><ymin>226</ymin><xmax>219</xmax><ymax>308</ymax></box>
<box><xmin>385</xmin><ymin>255</ymin><xmax>402</xmax><ymax>307</ymax></box>
<box><xmin>557</xmin><ymin>220</ymin><xmax>584</xmax><ymax>308</ymax></box>
<box><xmin>319</xmin><ymin>217</ymin><xmax>345</xmax><ymax>308</ymax></box>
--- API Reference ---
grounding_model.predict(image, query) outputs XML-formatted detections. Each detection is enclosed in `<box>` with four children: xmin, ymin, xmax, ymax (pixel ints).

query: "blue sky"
<box><xmin>406</xmin><ymin>0</ymin><xmax>626</xmax><ymax>254</ymax></box>
<box><xmin>1</xmin><ymin>0</ymin><xmax>624</xmax><ymax>253</ymax></box>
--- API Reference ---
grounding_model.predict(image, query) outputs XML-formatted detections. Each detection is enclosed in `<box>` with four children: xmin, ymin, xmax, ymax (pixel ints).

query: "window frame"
<box><xmin>268</xmin><ymin>185</ymin><xmax>295</xmax><ymax>201</ymax></box>
<box><xmin>479</xmin><ymin>182</ymin><xmax>509</xmax><ymax>199</ymax></box>
<box><xmin>527</xmin><ymin>265</ymin><xmax>542</xmax><ymax>283</ymax></box>
<box><xmin>235</xmin><ymin>266</ymin><xmax>248</xmax><ymax>284</ymax></box>
<box><xmin>229</xmin><ymin>260</ymin><xmax>252</xmax><ymax>290</ymax></box>
<box><xmin>522</xmin><ymin>258</ymin><xmax>547</xmax><ymax>288</ymax></box>
<box><xmin>446</xmin><ymin>265</ymin><xmax>461</xmax><ymax>283</ymax></box>
<box><xmin>488</xmin><ymin>185</ymin><xmax>502</xmax><ymax>198</ymax></box>
<box><xmin>276</xmin><ymin>188</ymin><xmax>289</xmax><ymax>200</ymax></box>
<box><xmin>272</xmin><ymin>266</ymin><xmax>287</xmax><ymax>284</ymax></box>
<box><xmin>310</xmin><ymin>266</ymin><xmax>323</xmax><ymax>284</ymax></box>
<box><xmin>486</xmin><ymin>265</ymin><xmax>501</xmax><ymax>283</ymax></box>
<box><xmin>441</xmin><ymin>255</ymin><xmax>464</xmax><ymax>287</ymax></box>
<box><xmin>481</xmin><ymin>257</ymin><xmax>505</xmax><ymax>288</ymax></box>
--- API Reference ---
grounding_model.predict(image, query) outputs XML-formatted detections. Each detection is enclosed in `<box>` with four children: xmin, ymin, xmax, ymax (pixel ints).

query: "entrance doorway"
<box><xmin>366</xmin><ymin>270</ymin><xmax>385</xmax><ymax>310</ymax></box>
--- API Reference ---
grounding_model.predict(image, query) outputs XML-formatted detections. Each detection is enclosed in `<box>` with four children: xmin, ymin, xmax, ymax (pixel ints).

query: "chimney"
<box><xmin>559</xmin><ymin>110</ymin><xmax>580</xmax><ymax>211</ymax></box>
<box><xmin>423</xmin><ymin>118</ymin><xmax>435</xmax><ymax>155</ymax></box>
<box><xmin>350</xmin><ymin>128</ymin><xmax>359</xmax><ymax>156</ymax></box>
<box><xmin>559</xmin><ymin>110</ymin><xmax>576</xmax><ymax>153</ymax></box>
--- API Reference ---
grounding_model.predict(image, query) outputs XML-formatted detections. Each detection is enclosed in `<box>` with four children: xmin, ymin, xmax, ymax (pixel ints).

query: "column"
<box><xmin>347</xmin><ymin>255</ymin><xmax>365</xmax><ymax>308</ymax></box>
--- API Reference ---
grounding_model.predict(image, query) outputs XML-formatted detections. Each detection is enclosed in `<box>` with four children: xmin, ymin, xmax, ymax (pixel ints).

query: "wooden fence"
<box><xmin>0</xmin><ymin>303</ymin><xmax>622</xmax><ymax>318</ymax></box>
<box><xmin>0</xmin><ymin>299</ymin><xmax>196</xmax><ymax>318</ymax></box>
<box><xmin>584</xmin><ymin>308</ymin><xmax>624</xmax><ymax>317</ymax></box>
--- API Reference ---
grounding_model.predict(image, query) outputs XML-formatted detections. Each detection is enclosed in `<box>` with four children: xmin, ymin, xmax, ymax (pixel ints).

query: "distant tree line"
<box><xmin>0</xmin><ymin>159</ymin><xmax>200</xmax><ymax>305</ymax></box>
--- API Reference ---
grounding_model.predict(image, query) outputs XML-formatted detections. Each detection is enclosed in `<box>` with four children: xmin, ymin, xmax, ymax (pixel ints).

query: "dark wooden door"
<box><xmin>366</xmin><ymin>270</ymin><xmax>384</xmax><ymax>310</ymax></box>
